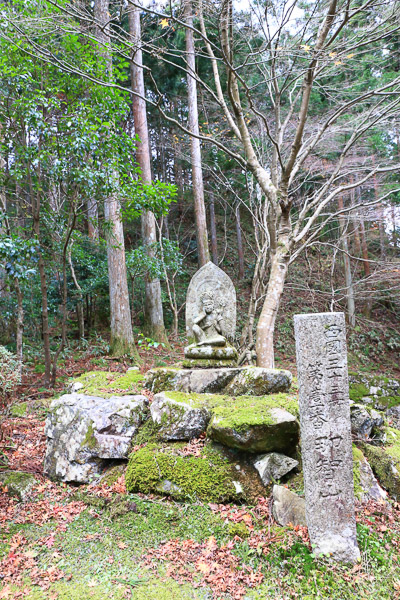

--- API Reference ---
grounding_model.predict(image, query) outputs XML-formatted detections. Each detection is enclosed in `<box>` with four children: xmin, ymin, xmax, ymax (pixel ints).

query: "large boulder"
<box><xmin>207</xmin><ymin>403</ymin><xmax>299</xmax><ymax>453</ymax></box>
<box><xmin>150</xmin><ymin>392</ymin><xmax>211</xmax><ymax>441</ymax></box>
<box><xmin>272</xmin><ymin>485</ymin><xmax>306</xmax><ymax>527</ymax></box>
<box><xmin>145</xmin><ymin>366</ymin><xmax>292</xmax><ymax>396</ymax></box>
<box><xmin>125</xmin><ymin>442</ymin><xmax>266</xmax><ymax>503</ymax></box>
<box><xmin>44</xmin><ymin>393</ymin><xmax>148</xmax><ymax>483</ymax></box>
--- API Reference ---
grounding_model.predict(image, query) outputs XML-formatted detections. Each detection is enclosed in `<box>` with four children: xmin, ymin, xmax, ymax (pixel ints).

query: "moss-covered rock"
<box><xmin>224</xmin><ymin>366</ymin><xmax>292</xmax><ymax>396</ymax></box>
<box><xmin>150</xmin><ymin>391</ymin><xmax>211</xmax><ymax>441</ymax></box>
<box><xmin>9</xmin><ymin>402</ymin><xmax>28</xmax><ymax>417</ymax></box>
<box><xmin>352</xmin><ymin>445</ymin><xmax>387</xmax><ymax>502</ymax></box>
<box><xmin>125</xmin><ymin>442</ymin><xmax>265</xmax><ymax>503</ymax></box>
<box><xmin>145</xmin><ymin>365</ymin><xmax>293</xmax><ymax>396</ymax></box>
<box><xmin>125</xmin><ymin>442</ymin><xmax>238</xmax><ymax>502</ymax></box>
<box><xmin>148</xmin><ymin>390</ymin><xmax>300</xmax><ymax>453</ymax></box>
<box><xmin>207</xmin><ymin>401</ymin><xmax>300</xmax><ymax>454</ymax></box>
<box><xmin>67</xmin><ymin>370</ymin><xmax>145</xmax><ymax>397</ymax></box>
<box><xmin>361</xmin><ymin>428</ymin><xmax>400</xmax><ymax>500</ymax></box>
<box><xmin>0</xmin><ymin>470</ymin><xmax>37</xmax><ymax>501</ymax></box>
<box><xmin>44</xmin><ymin>393</ymin><xmax>148</xmax><ymax>483</ymax></box>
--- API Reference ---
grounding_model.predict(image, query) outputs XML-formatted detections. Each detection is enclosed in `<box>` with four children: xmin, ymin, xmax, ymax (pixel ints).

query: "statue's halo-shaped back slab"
<box><xmin>186</xmin><ymin>261</ymin><xmax>236</xmax><ymax>344</ymax></box>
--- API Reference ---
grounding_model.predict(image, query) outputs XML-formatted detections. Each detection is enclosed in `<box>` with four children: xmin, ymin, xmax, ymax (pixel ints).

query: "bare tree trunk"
<box><xmin>255</xmin><ymin>211</ymin><xmax>291</xmax><ymax>368</ymax></box>
<box><xmin>88</xmin><ymin>197</ymin><xmax>99</xmax><ymax>240</ymax></box>
<box><xmin>255</xmin><ymin>246</ymin><xmax>289</xmax><ymax>368</ymax></box>
<box><xmin>209</xmin><ymin>192</ymin><xmax>218</xmax><ymax>264</ymax></box>
<box><xmin>371</xmin><ymin>155</ymin><xmax>386</xmax><ymax>260</ymax></box>
<box><xmin>185</xmin><ymin>0</ymin><xmax>210</xmax><ymax>266</ymax></box>
<box><xmin>94</xmin><ymin>0</ymin><xmax>137</xmax><ymax>358</ymax></box>
<box><xmin>338</xmin><ymin>196</ymin><xmax>356</xmax><ymax>327</ymax></box>
<box><xmin>68</xmin><ymin>244</ymin><xmax>85</xmax><ymax>341</ymax></box>
<box><xmin>358</xmin><ymin>193</ymin><xmax>372</xmax><ymax>318</ymax></box>
<box><xmin>235</xmin><ymin>202</ymin><xmax>245</xmax><ymax>280</ymax></box>
<box><xmin>128</xmin><ymin>3</ymin><xmax>168</xmax><ymax>344</ymax></box>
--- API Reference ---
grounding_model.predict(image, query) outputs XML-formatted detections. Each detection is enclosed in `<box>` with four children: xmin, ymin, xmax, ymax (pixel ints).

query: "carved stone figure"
<box><xmin>191</xmin><ymin>291</ymin><xmax>226</xmax><ymax>347</ymax></box>
<box><xmin>184</xmin><ymin>262</ymin><xmax>237</xmax><ymax>367</ymax></box>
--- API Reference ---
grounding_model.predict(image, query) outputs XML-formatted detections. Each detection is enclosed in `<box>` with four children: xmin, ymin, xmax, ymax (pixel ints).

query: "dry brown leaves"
<box><xmin>0</xmin><ymin>416</ymin><xmax>46</xmax><ymax>474</ymax></box>
<box><xmin>144</xmin><ymin>535</ymin><xmax>264</xmax><ymax>599</ymax></box>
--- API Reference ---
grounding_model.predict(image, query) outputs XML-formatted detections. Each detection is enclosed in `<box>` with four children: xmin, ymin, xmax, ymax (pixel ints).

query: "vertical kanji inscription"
<box><xmin>294</xmin><ymin>312</ymin><xmax>360</xmax><ymax>563</ymax></box>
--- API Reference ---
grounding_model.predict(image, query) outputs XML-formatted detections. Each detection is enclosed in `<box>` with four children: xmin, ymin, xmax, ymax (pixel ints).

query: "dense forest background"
<box><xmin>1</xmin><ymin>0</ymin><xmax>399</xmax><ymax>393</ymax></box>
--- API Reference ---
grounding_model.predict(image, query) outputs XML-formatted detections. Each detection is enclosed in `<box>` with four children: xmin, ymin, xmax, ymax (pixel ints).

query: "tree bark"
<box><xmin>255</xmin><ymin>212</ymin><xmax>291</xmax><ymax>368</ymax></box>
<box><xmin>128</xmin><ymin>3</ymin><xmax>168</xmax><ymax>343</ymax></box>
<box><xmin>338</xmin><ymin>196</ymin><xmax>356</xmax><ymax>327</ymax></box>
<box><xmin>87</xmin><ymin>197</ymin><xmax>99</xmax><ymax>240</ymax></box>
<box><xmin>235</xmin><ymin>202</ymin><xmax>245</xmax><ymax>280</ymax></box>
<box><xmin>209</xmin><ymin>192</ymin><xmax>218</xmax><ymax>265</ymax></box>
<box><xmin>94</xmin><ymin>0</ymin><xmax>137</xmax><ymax>358</ymax></box>
<box><xmin>185</xmin><ymin>0</ymin><xmax>210</xmax><ymax>266</ymax></box>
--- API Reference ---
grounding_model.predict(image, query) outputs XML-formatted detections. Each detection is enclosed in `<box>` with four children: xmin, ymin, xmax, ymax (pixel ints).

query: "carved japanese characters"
<box><xmin>294</xmin><ymin>312</ymin><xmax>360</xmax><ymax>564</ymax></box>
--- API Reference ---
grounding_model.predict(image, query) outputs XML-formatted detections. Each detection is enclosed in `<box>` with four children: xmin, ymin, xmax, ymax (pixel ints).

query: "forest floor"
<box><xmin>1</xmin><ymin>334</ymin><xmax>400</xmax><ymax>600</ymax></box>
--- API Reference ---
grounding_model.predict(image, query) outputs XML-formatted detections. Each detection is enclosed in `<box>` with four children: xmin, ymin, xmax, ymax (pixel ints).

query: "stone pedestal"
<box><xmin>294</xmin><ymin>312</ymin><xmax>360</xmax><ymax>564</ymax></box>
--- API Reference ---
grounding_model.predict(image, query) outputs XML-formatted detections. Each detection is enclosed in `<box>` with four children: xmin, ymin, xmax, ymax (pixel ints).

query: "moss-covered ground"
<box><xmin>2</xmin><ymin>479</ymin><xmax>400</xmax><ymax>599</ymax></box>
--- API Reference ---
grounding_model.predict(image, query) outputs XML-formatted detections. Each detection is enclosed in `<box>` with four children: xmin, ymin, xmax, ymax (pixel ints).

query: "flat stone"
<box><xmin>207</xmin><ymin>406</ymin><xmax>299</xmax><ymax>453</ymax></box>
<box><xmin>182</xmin><ymin>358</ymin><xmax>238</xmax><ymax>368</ymax></box>
<box><xmin>150</xmin><ymin>392</ymin><xmax>211</xmax><ymax>440</ymax></box>
<box><xmin>145</xmin><ymin>366</ymin><xmax>292</xmax><ymax>395</ymax></box>
<box><xmin>0</xmin><ymin>470</ymin><xmax>38</xmax><ymax>501</ymax></box>
<box><xmin>386</xmin><ymin>406</ymin><xmax>400</xmax><ymax>429</ymax></box>
<box><xmin>186</xmin><ymin>261</ymin><xmax>236</xmax><ymax>344</ymax></box>
<box><xmin>294</xmin><ymin>312</ymin><xmax>360</xmax><ymax>563</ymax></box>
<box><xmin>184</xmin><ymin>345</ymin><xmax>238</xmax><ymax>360</ymax></box>
<box><xmin>224</xmin><ymin>366</ymin><xmax>292</xmax><ymax>396</ymax></box>
<box><xmin>44</xmin><ymin>393</ymin><xmax>148</xmax><ymax>483</ymax></box>
<box><xmin>272</xmin><ymin>485</ymin><xmax>306</xmax><ymax>527</ymax></box>
<box><xmin>254</xmin><ymin>453</ymin><xmax>298</xmax><ymax>485</ymax></box>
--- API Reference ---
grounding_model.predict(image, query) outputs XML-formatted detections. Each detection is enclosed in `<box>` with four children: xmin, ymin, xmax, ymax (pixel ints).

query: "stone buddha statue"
<box><xmin>190</xmin><ymin>291</ymin><xmax>227</xmax><ymax>348</ymax></box>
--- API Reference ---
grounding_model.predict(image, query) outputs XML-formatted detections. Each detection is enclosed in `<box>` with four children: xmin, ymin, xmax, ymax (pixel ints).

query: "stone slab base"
<box><xmin>145</xmin><ymin>365</ymin><xmax>292</xmax><ymax>395</ymax></box>
<box><xmin>182</xmin><ymin>358</ymin><xmax>238</xmax><ymax>368</ymax></box>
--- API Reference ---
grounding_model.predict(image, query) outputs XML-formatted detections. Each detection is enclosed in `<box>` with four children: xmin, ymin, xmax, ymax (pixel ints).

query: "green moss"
<box><xmin>69</xmin><ymin>370</ymin><xmax>144</xmax><ymax>397</ymax></box>
<box><xmin>125</xmin><ymin>443</ymin><xmax>236</xmax><ymax>502</ymax></box>
<box><xmin>165</xmin><ymin>390</ymin><xmax>299</xmax><ymax>418</ymax></box>
<box><xmin>352</xmin><ymin>445</ymin><xmax>364</xmax><ymax>498</ymax></box>
<box><xmin>362</xmin><ymin>440</ymin><xmax>400</xmax><ymax>499</ymax></box>
<box><xmin>100</xmin><ymin>464</ymin><xmax>126</xmax><ymax>486</ymax></box>
<box><xmin>0</xmin><ymin>470</ymin><xmax>37</xmax><ymax>500</ymax></box>
<box><xmin>133</xmin><ymin>419</ymin><xmax>161</xmax><ymax>445</ymax></box>
<box><xmin>182</xmin><ymin>358</ymin><xmax>238</xmax><ymax>368</ymax></box>
<box><xmin>349</xmin><ymin>383</ymin><xmax>369</xmax><ymax>402</ymax></box>
<box><xmin>81</xmin><ymin>421</ymin><xmax>97</xmax><ymax>449</ymax></box>
<box><xmin>10</xmin><ymin>401</ymin><xmax>28</xmax><ymax>417</ymax></box>
<box><xmin>228</xmin><ymin>522</ymin><xmax>250</xmax><ymax>538</ymax></box>
<box><xmin>384</xmin><ymin>427</ymin><xmax>400</xmax><ymax>461</ymax></box>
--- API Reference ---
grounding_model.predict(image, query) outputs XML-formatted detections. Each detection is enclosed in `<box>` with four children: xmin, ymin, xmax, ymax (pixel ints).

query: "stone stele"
<box><xmin>185</xmin><ymin>261</ymin><xmax>236</xmax><ymax>344</ymax></box>
<box><xmin>293</xmin><ymin>312</ymin><xmax>360</xmax><ymax>564</ymax></box>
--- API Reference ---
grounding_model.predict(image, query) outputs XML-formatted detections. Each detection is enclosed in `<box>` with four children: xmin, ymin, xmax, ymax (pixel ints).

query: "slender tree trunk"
<box><xmin>128</xmin><ymin>4</ymin><xmax>168</xmax><ymax>343</ymax></box>
<box><xmin>235</xmin><ymin>202</ymin><xmax>245</xmax><ymax>280</ymax></box>
<box><xmin>88</xmin><ymin>197</ymin><xmax>99</xmax><ymax>240</ymax></box>
<box><xmin>255</xmin><ymin>211</ymin><xmax>291</xmax><ymax>368</ymax></box>
<box><xmin>94</xmin><ymin>0</ymin><xmax>137</xmax><ymax>358</ymax></box>
<box><xmin>185</xmin><ymin>0</ymin><xmax>210</xmax><ymax>266</ymax></box>
<box><xmin>338</xmin><ymin>196</ymin><xmax>355</xmax><ymax>327</ymax></box>
<box><xmin>371</xmin><ymin>155</ymin><xmax>386</xmax><ymax>260</ymax></box>
<box><xmin>357</xmin><ymin>190</ymin><xmax>372</xmax><ymax>317</ymax></box>
<box><xmin>209</xmin><ymin>192</ymin><xmax>218</xmax><ymax>264</ymax></box>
